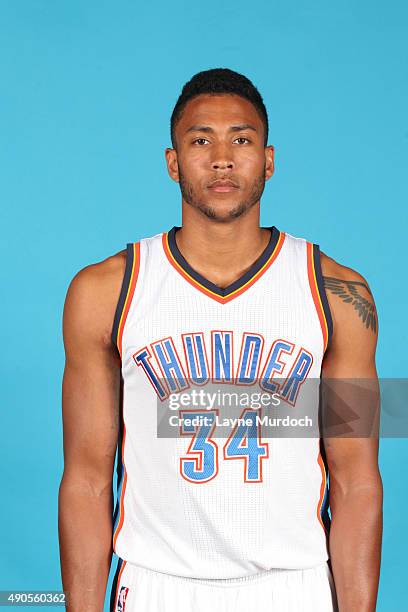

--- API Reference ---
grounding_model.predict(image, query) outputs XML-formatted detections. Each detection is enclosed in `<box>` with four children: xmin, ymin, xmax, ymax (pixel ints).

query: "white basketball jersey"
<box><xmin>111</xmin><ymin>225</ymin><xmax>333</xmax><ymax>579</ymax></box>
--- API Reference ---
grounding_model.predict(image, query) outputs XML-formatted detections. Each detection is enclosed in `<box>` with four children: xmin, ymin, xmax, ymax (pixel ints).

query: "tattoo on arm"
<box><xmin>323</xmin><ymin>276</ymin><xmax>377</xmax><ymax>333</ymax></box>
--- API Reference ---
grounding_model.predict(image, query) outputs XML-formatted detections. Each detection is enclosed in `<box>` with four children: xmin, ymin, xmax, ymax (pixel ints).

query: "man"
<box><xmin>59</xmin><ymin>68</ymin><xmax>382</xmax><ymax>611</ymax></box>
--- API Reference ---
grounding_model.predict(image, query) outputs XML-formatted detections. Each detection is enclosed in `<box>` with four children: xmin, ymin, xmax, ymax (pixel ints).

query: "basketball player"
<box><xmin>58</xmin><ymin>69</ymin><xmax>383</xmax><ymax>612</ymax></box>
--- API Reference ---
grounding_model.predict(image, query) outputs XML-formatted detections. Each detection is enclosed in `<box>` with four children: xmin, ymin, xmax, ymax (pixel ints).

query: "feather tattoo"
<box><xmin>323</xmin><ymin>277</ymin><xmax>377</xmax><ymax>333</ymax></box>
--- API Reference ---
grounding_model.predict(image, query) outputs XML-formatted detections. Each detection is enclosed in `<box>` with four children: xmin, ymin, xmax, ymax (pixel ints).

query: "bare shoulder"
<box><xmin>319</xmin><ymin>252</ymin><xmax>378</xmax><ymax>376</ymax></box>
<box><xmin>320</xmin><ymin>251</ymin><xmax>378</xmax><ymax>336</ymax></box>
<box><xmin>321</xmin><ymin>251</ymin><xmax>371</xmax><ymax>287</ymax></box>
<box><xmin>63</xmin><ymin>249</ymin><xmax>127</xmax><ymax>351</ymax></box>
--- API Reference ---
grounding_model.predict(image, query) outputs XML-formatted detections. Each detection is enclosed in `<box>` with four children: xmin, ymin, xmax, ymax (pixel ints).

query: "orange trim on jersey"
<box><xmin>306</xmin><ymin>242</ymin><xmax>329</xmax><ymax>352</ymax></box>
<box><xmin>113</xmin><ymin>424</ymin><xmax>128</xmax><ymax>551</ymax></box>
<box><xmin>112</xmin><ymin>558</ymin><xmax>127</xmax><ymax>611</ymax></box>
<box><xmin>162</xmin><ymin>231</ymin><xmax>286</xmax><ymax>304</ymax></box>
<box><xmin>117</xmin><ymin>242</ymin><xmax>140</xmax><ymax>358</ymax></box>
<box><xmin>317</xmin><ymin>443</ymin><xmax>328</xmax><ymax>533</ymax></box>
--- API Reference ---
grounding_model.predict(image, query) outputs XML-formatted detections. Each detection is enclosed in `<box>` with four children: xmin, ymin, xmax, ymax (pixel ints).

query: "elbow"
<box><xmin>330</xmin><ymin>472</ymin><xmax>383</xmax><ymax>515</ymax></box>
<box><xmin>59</xmin><ymin>471</ymin><xmax>113</xmax><ymax>500</ymax></box>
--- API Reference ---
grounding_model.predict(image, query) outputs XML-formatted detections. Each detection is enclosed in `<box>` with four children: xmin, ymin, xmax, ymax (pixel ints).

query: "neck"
<box><xmin>174</xmin><ymin>203</ymin><xmax>272</xmax><ymax>289</ymax></box>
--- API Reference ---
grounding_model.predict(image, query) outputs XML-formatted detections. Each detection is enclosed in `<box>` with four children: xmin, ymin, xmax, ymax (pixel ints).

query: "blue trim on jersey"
<box><xmin>319</xmin><ymin>438</ymin><xmax>332</xmax><ymax>533</ymax></box>
<box><xmin>313</xmin><ymin>244</ymin><xmax>334</xmax><ymax>350</ymax></box>
<box><xmin>113</xmin><ymin>381</ymin><xmax>125</xmax><ymax>533</ymax></box>
<box><xmin>110</xmin><ymin>556</ymin><xmax>124</xmax><ymax>612</ymax></box>
<box><xmin>167</xmin><ymin>225</ymin><xmax>280</xmax><ymax>298</ymax></box>
<box><xmin>111</xmin><ymin>243</ymin><xmax>135</xmax><ymax>353</ymax></box>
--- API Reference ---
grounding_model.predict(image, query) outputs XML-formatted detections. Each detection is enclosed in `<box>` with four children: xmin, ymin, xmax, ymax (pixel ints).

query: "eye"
<box><xmin>233</xmin><ymin>137</ymin><xmax>251</xmax><ymax>144</ymax></box>
<box><xmin>193</xmin><ymin>138</ymin><xmax>210</xmax><ymax>145</ymax></box>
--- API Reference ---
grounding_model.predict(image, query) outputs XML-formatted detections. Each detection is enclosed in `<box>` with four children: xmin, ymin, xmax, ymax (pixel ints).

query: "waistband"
<box><xmin>122</xmin><ymin>560</ymin><xmax>331</xmax><ymax>589</ymax></box>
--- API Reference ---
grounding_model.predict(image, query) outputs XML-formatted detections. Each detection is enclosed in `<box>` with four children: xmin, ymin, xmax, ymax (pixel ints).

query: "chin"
<box><xmin>199</xmin><ymin>199</ymin><xmax>250</xmax><ymax>222</ymax></box>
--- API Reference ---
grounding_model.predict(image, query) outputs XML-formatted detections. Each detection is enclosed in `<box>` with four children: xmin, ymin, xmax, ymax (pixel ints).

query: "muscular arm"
<box><xmin>321</xmin><ymin>253</ymin><xmax>383</xmax><ymax>612</ymax></box>
<box><xmin>58</xmin><ymin>251</ymin><xmax>126</xmax><ymax>612</ymax></box>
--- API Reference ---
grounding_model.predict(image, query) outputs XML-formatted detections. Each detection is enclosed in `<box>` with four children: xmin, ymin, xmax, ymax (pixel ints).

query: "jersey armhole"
<box><xmin>306</xmin><ymin>243</ymin><xmax>334</xmax><ymax>353</ymax></box>
<box><xmin>111</xmin><ymin>242</ymin><xmax>140</xmax><ymax>358</ymax></box>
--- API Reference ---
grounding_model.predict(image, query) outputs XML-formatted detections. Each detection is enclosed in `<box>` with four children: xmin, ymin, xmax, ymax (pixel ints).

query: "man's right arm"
<box><xmin>58</xmin><ymin>252</ymin><xmax>126</xmax><ymax>612</ymax></box>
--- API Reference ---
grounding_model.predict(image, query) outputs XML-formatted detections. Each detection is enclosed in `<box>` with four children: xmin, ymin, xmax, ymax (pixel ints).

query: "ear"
<box><xmin>264</xmin><ymin>145</ymin><xmax>275</xmax><ymax>181</ymax></box>
<box><xmin>165</xmin><ymin>147</ymin><xmax>180</xmax><ymax>183</ymax></box>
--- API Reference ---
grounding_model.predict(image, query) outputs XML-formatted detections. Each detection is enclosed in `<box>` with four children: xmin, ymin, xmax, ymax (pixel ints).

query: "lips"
<box><xmin>208</xmin><ymin>179</ymin><xmax>239</xmax><ymax>192</ymax></box>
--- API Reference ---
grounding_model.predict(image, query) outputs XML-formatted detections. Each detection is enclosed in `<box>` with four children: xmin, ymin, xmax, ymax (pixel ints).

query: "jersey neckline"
<box><xmin>162</xmin><ymin>225</ymin><xmax>285</xmax><ymax>304</ymax></box>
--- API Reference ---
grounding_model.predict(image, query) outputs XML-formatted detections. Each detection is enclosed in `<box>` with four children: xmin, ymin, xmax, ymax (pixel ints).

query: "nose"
<box><xmin>211</xmin><ymin>144</ymin><xmax>234</xmax><ymax>171</ymax></box>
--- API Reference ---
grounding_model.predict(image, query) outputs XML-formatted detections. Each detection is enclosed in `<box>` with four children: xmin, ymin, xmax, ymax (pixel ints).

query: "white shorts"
<box><xmin>110</xmin><ymin>558</ymin><xmax>338</xmax><ymax>612</ymax></box>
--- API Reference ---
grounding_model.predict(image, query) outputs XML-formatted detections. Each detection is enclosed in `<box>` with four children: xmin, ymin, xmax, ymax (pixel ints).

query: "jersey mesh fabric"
<box><xmin>112</xmin><ymin>228</ymin><xmax>330</xmax><ymax>579</ymax></box>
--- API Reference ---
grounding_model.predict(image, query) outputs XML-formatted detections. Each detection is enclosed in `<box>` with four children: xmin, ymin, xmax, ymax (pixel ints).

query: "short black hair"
<box><xmin>170</xmin><ymin>68</ymin><xmax>269</xmax><ymax>148</ymax></box>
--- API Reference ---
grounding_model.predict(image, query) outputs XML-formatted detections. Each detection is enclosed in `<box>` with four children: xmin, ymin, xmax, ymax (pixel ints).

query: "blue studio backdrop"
<box><xmin>0</xmin><ymin>1</ymin><xmax>407</xmax><ymax>610</ymax></box>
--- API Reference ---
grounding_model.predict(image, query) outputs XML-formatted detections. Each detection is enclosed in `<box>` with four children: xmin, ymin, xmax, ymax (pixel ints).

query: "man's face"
<box><xmin>166</xmin><ymin>94</ymin><xmax>274</xmax><ymax>222</ymax></box>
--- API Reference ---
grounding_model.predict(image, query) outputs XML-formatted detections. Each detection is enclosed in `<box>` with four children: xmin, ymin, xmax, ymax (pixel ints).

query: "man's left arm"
<box><xmin>320</xmin><ymin>253</ymin><xmax>383</xmax><ymax>612</ymax></box>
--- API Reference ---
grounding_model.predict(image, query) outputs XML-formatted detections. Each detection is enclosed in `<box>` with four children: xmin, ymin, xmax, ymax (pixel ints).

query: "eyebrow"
<box><xmin>185</xmin><ymin>123</ymin><xmax>258</xmax><ymax>135</ymax></box>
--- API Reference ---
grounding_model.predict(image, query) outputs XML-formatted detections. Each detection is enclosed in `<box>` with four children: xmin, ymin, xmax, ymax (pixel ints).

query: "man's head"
<box><xmin>165</xmin><ymin>68</ymin><xmax>274</xmax><ymax>223</ymax></box>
